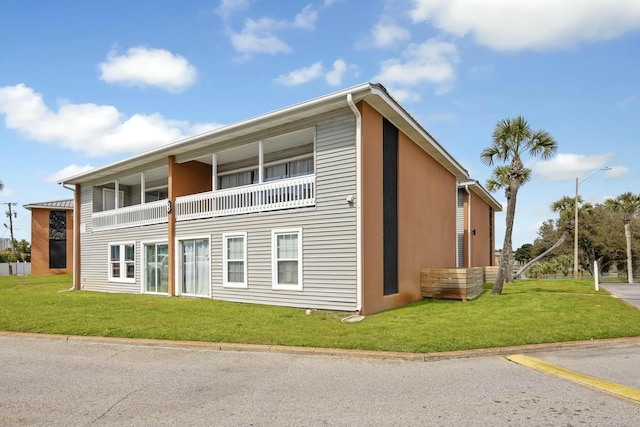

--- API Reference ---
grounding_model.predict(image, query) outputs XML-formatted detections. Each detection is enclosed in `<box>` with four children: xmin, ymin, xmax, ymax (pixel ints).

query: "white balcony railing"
<box><xmin>176</xmin><ymin>175</ymin><xmax>315</xmax><ymax>221</ymax></box>
<box><xmin>92</xmin><ymin>199</ymin><xmax>168</xmax><ymax>232</ymax></box>
<box><xmin>90</xmin><ymin>176</ymin><xmax>316</xmax><ymax>231</ymax></box>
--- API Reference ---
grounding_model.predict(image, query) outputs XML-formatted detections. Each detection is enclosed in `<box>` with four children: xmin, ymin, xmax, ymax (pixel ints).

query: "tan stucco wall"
<box><xmin>360</xmin><ymin>102</ymin><xmax>457</xmax><ymax>314</ymax></box>
<box><xmin>30</xmin><ymin>208</ymin><xmax>73</xmax><ymax>275</ymax></box>
<box><xmin>360</xmin><ymin>102</ymin><xmax>385</xmax><ymax>315</ymax></box>
<box><xmin>172</xmin><ymin>160</ymin><xmax>213</xmax><ymax>197</ymax></box>
<box><xmin>469</xmin><ymin>191</ymin><xmax>494</xmax><ymax>267</ymax></box>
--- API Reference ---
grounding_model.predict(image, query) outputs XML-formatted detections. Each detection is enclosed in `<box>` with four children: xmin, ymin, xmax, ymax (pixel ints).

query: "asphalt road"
<box><xmin>1</xmin><ymin>334</ymin><xmax>639</xmax><ymax>426</ymax></box>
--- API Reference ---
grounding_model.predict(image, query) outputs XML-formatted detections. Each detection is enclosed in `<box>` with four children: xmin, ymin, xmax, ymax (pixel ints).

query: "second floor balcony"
<box><xmin>91</xmin><ymin>175</ymin><xmax>316</xmax><ymax>232</ymax></box>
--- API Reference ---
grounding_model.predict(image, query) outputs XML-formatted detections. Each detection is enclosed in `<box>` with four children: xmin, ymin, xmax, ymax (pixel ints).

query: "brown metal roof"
<box><xmin>23</xmin><ymin>199</ymin><xmax>74</xmax><ymax>211</ymax></box>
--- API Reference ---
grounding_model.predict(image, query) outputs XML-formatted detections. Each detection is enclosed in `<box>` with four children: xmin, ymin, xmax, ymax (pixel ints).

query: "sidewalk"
<box><xmin>600</xmin><ymin>282</ymin><xmax>640</xmax><ymax>309</ymax></box>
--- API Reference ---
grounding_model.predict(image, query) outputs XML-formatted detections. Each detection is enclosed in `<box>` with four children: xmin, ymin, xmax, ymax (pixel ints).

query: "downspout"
<box><xmin>455</xmin><ymin>184</ymin><xmax>460</xmax><ymax>268</ymax></box>
<box><xmin>62</xmin><ymin>183</ymin><xmax>77</xmax><ymax>291</ymax></box>
<box><xmin>464</xmin><ymin>184</ymin><xmax>472</xmax><ymax>268</ymax></box>
<box><xmin>347</xmin><ymin>94</ymin><xmax>363</xmax><ymax>313</ymax></box>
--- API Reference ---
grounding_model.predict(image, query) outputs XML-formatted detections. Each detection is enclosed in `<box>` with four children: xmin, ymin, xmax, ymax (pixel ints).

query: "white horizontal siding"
<box><xmin>176</xmin><ymin>114</ymin><xmax>357</xmax><ymax>311</ymax></box>
<box><xmin>78</xmin><ymin>111</ymin><xmax>357</xmax><ymax>311</ymax></box>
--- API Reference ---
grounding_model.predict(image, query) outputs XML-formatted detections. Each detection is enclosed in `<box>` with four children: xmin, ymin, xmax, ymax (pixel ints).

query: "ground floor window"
<box><xmin>179</xmin><ymin>238</ymin><xmax>210</xmax><ymax>297</ymax></box>
<box><xmin>144</xmin><ymin>243</ymin><xmax>168</xmax><ymax>294</ymax></box>
<box><xmin>49</xmin><ymin>210</ymin><xmax>67</xmax><ymax>269</ymax></box>
<box><xmin>272</xmin><ymin>228</ymin><xmax>302</xmax><ymax>291</ymax></box>
<box><xmin>223</xmin><ymin>232</ymin><xmax>247</xmax><ymax>288</ymax></box>
<box><xmin>109</xmin><ymin>242</ymin><xmax>135</xmax><ymax>282</ymax></box>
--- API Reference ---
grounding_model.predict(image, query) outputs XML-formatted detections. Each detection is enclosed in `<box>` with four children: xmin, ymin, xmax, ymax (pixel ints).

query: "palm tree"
<box><xmin>481</xmin><ymin>116</ymin><xmax>557</xmax><ymax>295</ymax></box>
<box><xmin>0</xmin><ymin>179</ymin><xmax>3</xmax><ymax>191</ymax></box>
<box><xmin>604</xmin><ymin>192</ymin><xmax>640</xmax><ymax>283</ymax></box>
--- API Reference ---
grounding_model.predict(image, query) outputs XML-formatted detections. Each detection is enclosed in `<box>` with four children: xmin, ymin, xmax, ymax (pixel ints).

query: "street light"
<box><xmin>573</xmin><ymin>167</ymin><xmax>612</xmax><ymax>280</ymax></box>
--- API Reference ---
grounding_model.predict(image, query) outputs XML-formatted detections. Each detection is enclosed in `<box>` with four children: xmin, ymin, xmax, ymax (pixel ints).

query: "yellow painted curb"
<box><xmin>506</xmin><ymin>354</ymin><xmax>640</xmax><ymax>404</ymax></box>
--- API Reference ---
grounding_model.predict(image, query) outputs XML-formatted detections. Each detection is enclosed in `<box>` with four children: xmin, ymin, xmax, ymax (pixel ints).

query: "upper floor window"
<box><xmin>219</xmin><ymin>169</ymin><xmax>258</xmax><ymax>190</ymax></box>
<box><xmin>145</xmin><ymin>187</ymin><xmax>168</xmax><ymax>202</ymax></box>
<box><xmin>265</xmin><ymin>158</ymin><xmax>313</xmax><ymax>182</ymax></box>
<box><xmin>103</xmin><ymin>188</ymin><xmax>124</xmax><ymax>211</ymax></box>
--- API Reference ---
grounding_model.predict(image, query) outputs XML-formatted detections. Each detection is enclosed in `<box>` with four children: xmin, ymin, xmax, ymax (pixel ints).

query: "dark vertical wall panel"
<box><xmin>383</xmin><ymin>118</ymin><xmax>398</xmax><ymax>295</ymax></box>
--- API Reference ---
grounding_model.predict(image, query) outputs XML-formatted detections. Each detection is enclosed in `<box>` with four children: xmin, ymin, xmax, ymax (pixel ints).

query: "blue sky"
<box><xmin>1</xmin><ymin>0</ymin><xmax>639</xmax><ymax>249</ymax></box>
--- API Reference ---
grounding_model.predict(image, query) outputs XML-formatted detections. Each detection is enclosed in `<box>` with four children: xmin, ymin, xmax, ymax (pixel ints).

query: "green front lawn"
<box><xmin>1</xmin><ymin>274</ymin><xmax>639</xmax><ymax>353</ymax></box>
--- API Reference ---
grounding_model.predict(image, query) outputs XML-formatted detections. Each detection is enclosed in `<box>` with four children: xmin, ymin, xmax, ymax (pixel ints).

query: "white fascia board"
<box><xmin>367</xmin><ymin>85</ymin><xmax>470</xmax><ymax>181</ymax></box>
<box><xmin>458</xmin><ymin>180</ymin><xmax>502</xmax><ymax>211</ymax></box>
<box><xmin>58</xmin><ymin>83</ymin><xmax>375</xmax><ymax>186</ymax></box>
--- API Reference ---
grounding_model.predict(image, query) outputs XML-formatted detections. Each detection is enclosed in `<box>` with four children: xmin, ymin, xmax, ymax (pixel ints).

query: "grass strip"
<box><xmin>2</xmin><ymin>275</ymin><xmax>640</xmax><ymax>353</ymax></box>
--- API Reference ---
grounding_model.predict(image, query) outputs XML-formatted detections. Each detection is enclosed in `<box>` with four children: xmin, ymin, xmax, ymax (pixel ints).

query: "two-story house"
<box><xmin>59</xmin><ymin>82</ymin><xmax>501</xmax><ymax>315</ymax></box>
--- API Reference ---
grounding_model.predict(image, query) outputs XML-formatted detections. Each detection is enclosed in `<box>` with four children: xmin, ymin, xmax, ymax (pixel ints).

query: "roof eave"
<box><xmin>59</xmin><ymin>83</ymin><xmax>376</xmax><ymax>185</ymax></box>
<box><xmin>458</xmin><ymin>180</ymin><xmax>502</xmax><ymax>211</ymax></box>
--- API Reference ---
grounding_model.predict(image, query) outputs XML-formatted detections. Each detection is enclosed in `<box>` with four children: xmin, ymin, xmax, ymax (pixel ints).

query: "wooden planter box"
<box><xmin>483</xmin><ymin>266</ymin><xmax>499</xmax><ymax>284</ymax></box>
<box><xmin>421</xmin><ymin>267</ymin><xmax>484</xmax><ymax>300</ymax></box>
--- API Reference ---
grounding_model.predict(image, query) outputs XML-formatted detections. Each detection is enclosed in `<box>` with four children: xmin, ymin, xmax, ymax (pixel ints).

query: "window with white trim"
<box><xmin>272</xmin><ymin>228</ymin><xmax>302</xmax><ymax>290</ymax></box>
<box><xmin>145</xmin><ymin>187</ymin><xmax>168</xmax><ymax>202</ymax></box>
<box><xmin>103</xmin><ymin>188</ymin><xmax>124</xmax><ymax>211</ymax></box>
<box><xmin>223</xmin><ymin>232</ymin><xmax>247</xmax><ymax>288</ymax></box>
<box><xmin>109</xmin><ymin>242</ymin><xmax>135</xmax><ymax>282</ymax></box>
<box><xmin>264</xmin><ymin>157</ymin><xmax>313</xmax><ymax>182</ymax></box>
<box><xmin>218</xmin><ymin>169</ymin><xmax>258</xmax><ymax>190</ymax></box>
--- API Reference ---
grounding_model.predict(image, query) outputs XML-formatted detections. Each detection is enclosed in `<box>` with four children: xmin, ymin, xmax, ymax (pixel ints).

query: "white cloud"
<box><xmin>0</xmin><ymin>84</ymin><xmax>223</xmax><ymax>157</ymax></box>
<box><xmin>531</xmin><ymin>152</ymin><xmax>621</xmax><ymax>181</ymax></box>
<box><xmin>374</xmin><ymin>39</ymin><xmax>459</xmax><ymax>98</ymax></box>
<box><xmin>274</xmin><ymin>59</ymin><xmax>357</xmax><ymax>87</ymax></box>
<box><xmin>371</xmin><ymin>18</ymin><xmax>410</xmax><ymax>48</ymax></box>
<box><xmin>215</xmin><ymin>0</ymin><xmax>250</xmax><ymax>18</ymax></box>
<box><xmin>228</xmin><ymin>6</ymin><xmax>318</xmax><ymax>57</ymax></box>
<box><xmin>47</xmin><ymin>164</ymin><xmax>95</xmax><ymax>183</ymax></box>
<box><xmin>325</xmin><ymin>59</ymin><xmax>354</xmax><ymax>86</ymax></box>
<box><xmin>409</xmin><ymin>0</ymin><xmax>640</xmax><ymax>52</ymax></box>
<box><xmin>99</xmin><ymin>46</ymin><xmax>197</xmax><ymax>92</ymax></box>
<box><xmin>293</xmin><ymin>5</ymin><xmax>318</xmax><ymax>31</ymax></box>
<box><xmin>275</xmin><ymin>62</ymin><xmax>324</xmax><ymax>86</ymax></box>
<box><xmin>385</xmin><ymin>87</ymin><xmax>421</xmax><ymax>103</ymax></box>
<box><xmin>230</xmin><ymin>19</ymin><xmax>293</xmax><ymax>56</ymax></box>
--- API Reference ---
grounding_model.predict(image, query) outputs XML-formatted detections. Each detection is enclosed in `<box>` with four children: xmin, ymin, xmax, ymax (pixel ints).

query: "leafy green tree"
<box><xmin>555</xmin><ymin>254</ymin><xmax>574</xmax><ymax>278</ymax></box>
<box><xmin>0</xmin><ymin>248</ymin><xmax>15</xmax><ymax>263</ymax></box>
<box><xmin>514</xmin><ymin>196</ymin><xmax>573</xmax><ymax>278</ymax></box>
<box><xmin>526</xmin><ymin>262</ymin><xmax>544</xmax><ymax>278</ymax></box>
<box><xmin>481</xmin><ymin>116</ymin><xmax>557</xmax><ymax>295</ymax></box>
<box><xmin>514</xmin><ymin>244</ymin><xmax>533</xmax><ymax>264</ymax></box>
<box><xmin>604</xmin><ymin>192</ymin><xmax>640</xmax><ymax>283</ymax></box>
<box><xmin>541</xmin><ymin>259</ymin><xmax>560</xmax><ymax>277</ymax></box>
<box><xmin>14</xmin><ymin>239</ymin><xmax>31</xmax><ymax>262</ymax></box>
<box><xmin>578</xmin><ymin>205</ymin><xmax>625</xmax><ymax>276</ymax></box>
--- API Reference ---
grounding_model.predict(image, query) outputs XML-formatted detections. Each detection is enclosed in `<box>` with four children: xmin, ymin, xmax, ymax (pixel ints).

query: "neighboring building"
<box><xmin>23</xmin><ymin>199</ymin><xmax>74</xmax><ymax>275</ymax></box>
<box><xmin>58</xmin><ymin>83</ymin><xmax>501</xmax><ymax>314</ymax></box>
<box><xmin>0</xmin><ymin>238</ymin><xmax>11</xmax><ymax>250</ymax></box>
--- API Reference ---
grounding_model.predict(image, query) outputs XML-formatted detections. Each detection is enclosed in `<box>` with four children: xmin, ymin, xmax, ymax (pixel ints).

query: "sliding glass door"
<box><xmin>180</xmin><ymin>238</ymin><xmax>210</xmax><ymax>297</ymax></box>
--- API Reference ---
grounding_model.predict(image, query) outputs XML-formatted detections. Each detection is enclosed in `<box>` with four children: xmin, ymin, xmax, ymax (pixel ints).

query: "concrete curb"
<box><xmin>2</xmin><ymin>331</ymin><xmax>640</xmax><ymax>362</ymax></box>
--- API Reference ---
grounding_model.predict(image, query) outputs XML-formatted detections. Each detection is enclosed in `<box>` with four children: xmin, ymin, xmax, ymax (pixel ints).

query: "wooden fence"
<box><xmin>420</xmin><ymin>267</ymin><xmax>484</xmax><ymax>300</ymax></box>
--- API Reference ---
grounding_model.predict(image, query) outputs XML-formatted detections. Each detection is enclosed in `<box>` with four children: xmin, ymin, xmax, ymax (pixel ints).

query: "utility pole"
<box><xmin>3</xmin><ymin>202</ymin><xmax>18</xmax><ymax>272</ymax></box>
